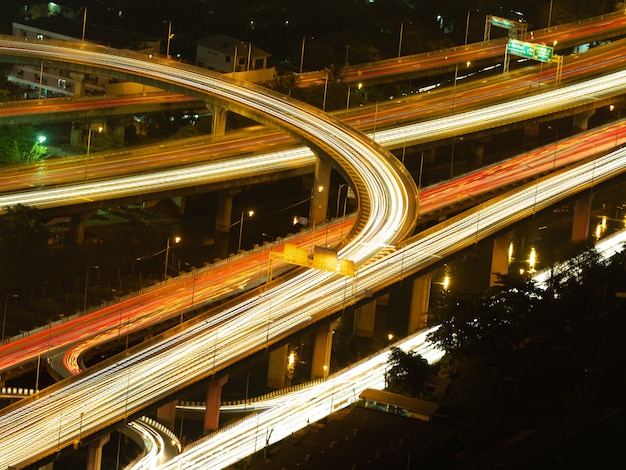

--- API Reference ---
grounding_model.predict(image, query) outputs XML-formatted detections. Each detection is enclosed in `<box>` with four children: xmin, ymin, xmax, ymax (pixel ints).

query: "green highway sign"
<box><xmin>490</xmin><ymin>15</ymin><xmax>518</xmax><ymax>30</ymax></box>
<box><xmin>507</xmin><ymin>39</ymin><xmax>554</xmax><ymax>63</ymax></box>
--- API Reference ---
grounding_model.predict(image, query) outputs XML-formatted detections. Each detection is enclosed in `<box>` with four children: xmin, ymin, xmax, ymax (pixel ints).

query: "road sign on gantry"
<box><xmin>506</xmin><ymin>39</ymin><xmax>553</xmax><ymax>63</ymax></box>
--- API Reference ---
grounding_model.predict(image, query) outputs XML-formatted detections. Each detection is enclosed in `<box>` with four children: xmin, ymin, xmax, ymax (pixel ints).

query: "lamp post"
<box><xmin>336</xmin><ymin>184</ymin><xmax>349</xmax><ymax>218</ymax></box>
<box><xmin>238</xmin><ymin>210</ymin><xmax>255</xmax><ymax>251</ymax></box>
<box><xmin>322</xmin><ymin>70</ymin><xmax>329</xmax><ymax>111</ymax></box>
<box><xmin>548</xmin><ymin>125</ymin><xmax>559</xmax><ymax>170</ymax></box>
<box><xmin>164</xmin><ymin>20</ymin><xmax>174</xmax><ymax>58</ymax></box>
<box><xmin>345</xmin><ymin>44</ymin><xmax>350</xmax><ymax>66</ymax></box>
<box><xmin>398</xmin><ymin>21</ymin><xmax>411</xmax><ymax>57</ymax></box>
<box><xmin>299</xmin><ymin>36</ymin><xmax>313</xmax><ymax>74</ymax></box>
<box><xmin>81</xmin><ymin>7</ymin><xmax>87</xmax><ymax>41</ymax></box>
<box><xmin>164</xmin><ymin>236</ymin><xmax>181</xmax><ymax>279</ymax></box>
<box><xmin>83</xmin><ymin>266</ymin><xmax>99</xmax><ymax>313</ymax></box>
<box><xmin>453</xmin><ymin>9</ymin><xmax>477</xmax><ymax>109</ymax></box>
<box><xmin>38</xmin><ymin>61</ymin><xmax>44</xmax><ymax>99</ymax></box>
<box><xmin>548</xmin><ymin>0</ymin><xmax>554</xmax><ymax>28</ymax></box>
<box><xmin>2</xmin><ymin>294</ymin><xmax>18</xmax><ymax>342</ymax></box>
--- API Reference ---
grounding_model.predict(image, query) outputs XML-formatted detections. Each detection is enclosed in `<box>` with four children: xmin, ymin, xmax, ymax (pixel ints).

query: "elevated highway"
<box><xmin>2</xmin><ymin>21</ymin><xmax>626</xmax><ymax>468</ymax></box>
<box><xmin>1</xmin><ymin>36</ymin><xmax>626</xmax><ymax>217</ymax></box>
<box><xmin>0</xmin><ymin>30</ymin><xmax>418</xmax><ymax>470</ymax></box>
<box><xmin>1</xmin><ymin>121</ymin><xmax>620</xmax><ymax>469</ymax></box>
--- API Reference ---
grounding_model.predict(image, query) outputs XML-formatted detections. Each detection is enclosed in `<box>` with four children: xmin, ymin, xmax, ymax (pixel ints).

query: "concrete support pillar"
<box><xmin>38</xmin><ymin>463</ymin><xmax>54</xmax><ymax>470</ymax></box>
<box><xmin>266</xmin><ymin>343</ymin><xmax>288</xmax><ymax>389</ymax></box>
<box><xmin>210</xmin><ymin>105</ymin><xmax>228</xmax><ymax>136</ymax></box>
<box><xmin>523</xmin><ymin>122</ymin><xmax>540</xmax><ymax>148</ymax></box>
<box><xmin>310</xmin><ymin>158</ymin><xmax>332</xmax><ymax>227</ymax></box>
<box><xmin>490</xmin><ymin>232</ymin><xmax>513</xmax><ymax>287</ymax></box>
<box><xmin>215</xmin><ymin>189</ymin><xmax>240</xmax><ymax>257</ymax></box>
<box><xmin>70</xmin><ymin>123</ymin><xmax>82</xmax><ymax>146</ymax></box>
<box><xmin>70</xmin><ymin>72</ymin><xmax>85</xmax><ymax>98</ymax></box>
<box><xmin>86</xmin><ymin>434</ymin><xmax>110</xmax><ymax>470</ymax></box>
<box><xmin>408</xmin><ymin>273</ymin><xmax>433</xmax><ymax>334</ymax></box>
<box><xmin>572</xmin><ymin>193</ymin><xmax>594</xmax><ymax>243</ymax></box>
<box><xmin>354</xmin><ymin>299</ymin><xmax>376</xmax><ymax>338</ymax></box>
<box><xmin>111</xmin><ymin>124</ymin><xmax>126</xmax><ymax>140</ymax></box>
<box><xmin>573</xmin><ymin>110</ymin><xmax>595</xmax><ymax>133</ymax></box>
<box><xmin>69</xmin><ymin>212</ymin><xmax>91</xmax><ymax>245</ymax></box>
<box><xmin>156</xmin><ymin>400</ymin><xmax>178</xmax><ymax>430</ymax></box>
<box><xmin>423</xmin><ymin>147</ymin><xmax>437</xmax><ymax>165</ymax></box>
<box><xmin>172</xmin><ymin>196</ymin><xmax>186</xmax><ymax>216</ymax></box>
<box><xmin>204</xmin><ymin>374</ymin><xmax>228</xmax><ymax>432</ymax></box>
<box><xmin>311</xmin><ymin>321</ymin><xmax>336</xmax><ymax>380</ymax></box>
<box><xmin>468</xmin><ymin>141</ymin><xmax>485</xmax><ymax>169</ymax></box>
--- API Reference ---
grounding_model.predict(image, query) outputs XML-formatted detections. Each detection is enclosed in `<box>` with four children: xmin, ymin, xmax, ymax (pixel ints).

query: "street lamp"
<box><xmin>398</xmin><ymin>20</ymin><xmax>412</xmax><ymax>57</ymax></box>
<box><xmin>238</xmin><ymin>210</ymin><xmax>255</xmax><ymax>251</ymax></box>
<box><xmin>83</xmin><ymin>266</ymin><xmax>99</xmax><ymax>313</ymax></box>
<box><xmin>2</xmin><ymin>294</ymin><xmax>18</xmax><ymax>342</ymax></box>
<box><xmin>453</xmin><ymin>9</ymin><xmax>478</xmax><ymax>109</ymax></box>
<box><xmin>164</xmin><ymin>20</ymin><xmax>174</xmax><ymax>58</ymax></box>
<box><xmin>164</xmin><ymin>236</ymin><xmax>181</xmax><ymax>279</ymax></box>
<box><xmin>336</xmin><ymin>183</ymin><xmax>349</xmax><ymax>218</ymax></box>
<box><xmin>345</xmin><ymin>44</ymin><xmax>350</xmax><ymax>66</ymax></box>
<box><xmin>322</xmin><ymin>69</ymin><xmax>329</xmax><ymax>111</ymax></box>
<box><xmin>548</xmin><ymin>125</ymin><xmax>559</xmax><ymax>170</ymax></box>
<box><xmin>299</xmin><ymin>36</ymin><xmax>313</xmax><ymax>74</ymax></box>
<box><xmin>548</xmin><ymin>0</ymin><xmax>554</xmax><ymax>28</ymax></box>
<box><xmin>81</xmin><ymin>7</ymin><xmax>87</xmax><ymax>42</ymax></box>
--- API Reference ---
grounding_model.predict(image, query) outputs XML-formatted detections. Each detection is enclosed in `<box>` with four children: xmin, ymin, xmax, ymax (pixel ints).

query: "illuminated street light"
<box><xmin>2</xmin><ymin>294</ymin><xmax>18</xmax><ymax>342</ymax></box>
<box><xmin>238</xmin><ymin>210</ymin><xmax>255</xmax><ymax>251</ymax></box>
<box><xmin>165</xmin><ymin>236</ymin><xmax>181</xmax><ymax>279</ymax></box>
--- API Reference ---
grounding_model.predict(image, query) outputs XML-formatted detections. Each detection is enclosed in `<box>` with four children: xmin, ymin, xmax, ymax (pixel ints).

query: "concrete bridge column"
<box><xmin>70</xmin><ymin>72</ymin><xmax>85</xmax><ymax>98</ymax></box>
<box><xmin>309</xmin><ymin>158</ymin><xmax>332</xmax><ymax>227</ymax></box>
<box><xmin>86</xmin><ymin>434</ymin><xmax>110</xmax><ymax>470</ymax></box>
<box><xmin>70</xmin><ymin>122</ymin><xmax>83</xmax><ymax>146</ymax></box>
<box><xmin>468</xmin><ymin>140</ymin><xmax>485</xmax><ymax>169</ymax></box>
<box><xmin>156</xmin><ymin>400</ymin><xmax>178</xmax><ymax>430</ymax></box>
<box><xmin>422</xmin><ymin>147</ymin><xmax>436</xmax><ymax>165</ymax></box>
<box><xmin>490</xmin><ymin>232</ymin><xmax>514</xmax><ymax>287</ymax></box>
<box><xmin>204</xmin><ymin>374</ymin><xmax>228</xmax><ymax>432</ymax></box>
<box><xmin>172</xmin><ymin>196</ymin><xmax>186</xmax><ymax>216</ymax></box>
<box><xmin>266</xmin><ymin>343</ymin><xmax>288</xmax><ymax>389</ymax></box>
<box><xmin>573</xmin><ymin>110</ymin><xmax>595</xmax><ymax>133</ymax></box>
<box><xmin>38</xmin><ymin>462</ymin><xmax>54</xmax><ymax>470</ymax></box>
<box><xmin>572</xmin><ymin>193</ymin><xmax>594</xmax><ymax>243</ymax></box>
<box><xmin>354</xmin><ymin>299</ymin><xmax>376</xmax><ymax>338</ymax></box>
<box><xmin>210</xmin><ymin>105</ymin><xmax>228</xmax><ymax>136</ymax></box>
<box><xmin>523</xmin><ymin>122</ymin><xmax>540</xmax><ymax>148</ymax></box>
<box><xmin>311</xmin><ymin>321</ymin><xmax>337</xmax><ymax>380</ymax></box>
<box><xmin>215</xmin><ymin>188</ymin><xmax>240</xmax><ymax>256</ymax></box>
<box><xmin>69</xmin><ymin>212</ymin><xmax>91</xmax><ymax>245</ymax></box>
<box><xmin>108</xmin><ymin>121</ymin><xmax>126</xmax><ymax>141</ymax></box>
<box><xmin>408</xmin><ymin>273</ymin><xmax>433</xmax><ymax>334</ymax></box>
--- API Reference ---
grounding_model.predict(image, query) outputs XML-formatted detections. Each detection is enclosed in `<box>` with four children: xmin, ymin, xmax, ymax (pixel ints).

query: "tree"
<box><xmin>0</xmin><ymin>125</ymin><xmax>49</xmax><ymax>165</ymax></box>
<box><xmin>426</xmin><ymin>273</ymin><xmax>543</xmax><ymax>360</ymax></box>
<box><xmin>384</xmin><ymin>347</ymin><xmax>432</xmax><ymax>398</ymax></box>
